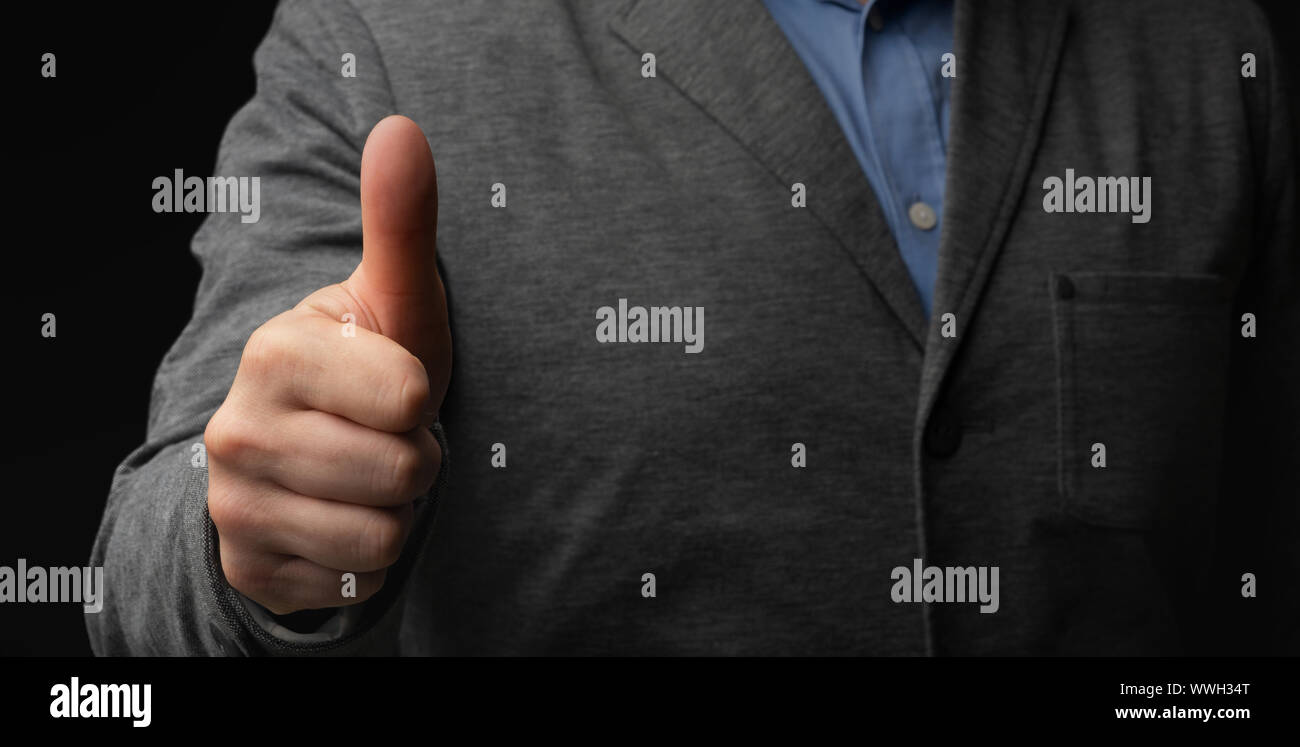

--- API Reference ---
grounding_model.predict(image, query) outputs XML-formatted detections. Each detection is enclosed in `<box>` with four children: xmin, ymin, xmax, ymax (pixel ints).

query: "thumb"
<box><xmin>347</xmin><ymin>115</ymin><xmax>451</xmax><ymax>420</ymax></box>
<box><xmin>355</xmin><ymin>114</ymin><xmax>439</xmax><ymax>299</ymax></box>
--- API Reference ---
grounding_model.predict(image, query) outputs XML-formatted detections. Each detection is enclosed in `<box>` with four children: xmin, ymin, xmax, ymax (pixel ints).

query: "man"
<box><xmin>88</xmin><ymin>0</ymin><xmax>1296</xmax><ymax>655</ymax></box>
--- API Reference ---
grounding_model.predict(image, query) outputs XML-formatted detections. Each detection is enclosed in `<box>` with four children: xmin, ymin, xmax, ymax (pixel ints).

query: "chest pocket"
<box><xmin>1049</xmin><ymin>271</ymin><xmax>1234</xmax><ymax>529</ymax></box>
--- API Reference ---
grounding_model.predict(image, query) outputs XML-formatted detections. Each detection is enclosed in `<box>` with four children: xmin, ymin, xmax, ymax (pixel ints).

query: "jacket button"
<box><xmin>924</xmin><ymin>412</ymin><xmax>962</xmax><ymax>458</ymax></box>
<box><xmin>1056</xmin><ymin>276</ymin><xmax>1075</xmax><ymax>300</ymax></box>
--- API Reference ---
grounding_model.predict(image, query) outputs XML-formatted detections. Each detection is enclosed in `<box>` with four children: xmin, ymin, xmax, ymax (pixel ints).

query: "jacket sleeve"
<box><xmin>86</xmin><ymin>0</ymin><xmax>447</xmax><ymax>656</ymax></box>
<box><xmin>1213</xmin><ymin>8</ymin><xmax>1300</xmax><ymax>655</ymax></box>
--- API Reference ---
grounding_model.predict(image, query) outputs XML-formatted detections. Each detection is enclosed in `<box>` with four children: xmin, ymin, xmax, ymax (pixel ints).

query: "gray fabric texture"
<box><xmin>87</xmin><ymin>0</ymin><xmax>1298</xmax><ymax>655</ymax></box>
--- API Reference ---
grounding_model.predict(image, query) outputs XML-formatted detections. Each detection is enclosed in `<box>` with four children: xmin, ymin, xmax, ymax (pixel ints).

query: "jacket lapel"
<box><xmin>918</xmin><ymin>0</ymin><xmax>1070</xmax><ymax>416</ymax></box>
<box><xmin>610</xmin><ymin>0</ymin><xmax>928</xmax><ymax>351</ymax></box>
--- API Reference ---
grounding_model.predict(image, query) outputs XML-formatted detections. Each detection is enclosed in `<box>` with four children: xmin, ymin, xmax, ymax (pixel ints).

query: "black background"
<box><xmin>6</xmin><ymin>2</ymin><xmax>277</xmax><ymax>655</ymax></box>
<box><xmin>4</xmin><ymin>1</ymin><xmax>1298</xmax><ymax>656</ymax></box>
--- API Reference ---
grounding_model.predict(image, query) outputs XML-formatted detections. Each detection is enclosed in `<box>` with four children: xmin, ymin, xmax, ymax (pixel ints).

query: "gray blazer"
<box><xmin>88</xmin><ymin>0</ymin><xmax>1298</xmax><ymax>655</ymax></box>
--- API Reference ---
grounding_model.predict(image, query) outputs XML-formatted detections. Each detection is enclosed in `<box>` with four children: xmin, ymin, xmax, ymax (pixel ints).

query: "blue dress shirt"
<box><xmin>763</xmin><ymin>0</ymin><xmax>955</xmax><ymax>317</ymax></box>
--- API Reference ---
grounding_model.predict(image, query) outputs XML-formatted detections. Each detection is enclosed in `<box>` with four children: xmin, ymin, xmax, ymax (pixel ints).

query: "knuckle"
<box><xmin>382</xmin><ymin>438</ymin><xmax>430</xmax><ymax>499</ymax></box>
<box><xmin>204</xmin><ymin>409</ymin><xmax>254</xmax><ymax>464</ymax></box>
<box><xmin>358</xmin><ymin>510</ymin><xmax>407</xmax><ymax>569</ymax></box>
<box><xmin>241</xmin><ymin>319</ymin><xmax>297</xmax><ymax>379</ymax></box>
<box><xmin>220</xmin><ymin>552</ymin><xmax>261</xmax><ymax>597</ymax></box>
<box><xmin>240</xmin><ymin>324</ymin><xmax>279</xmax><ymax>376</ymax></box>
<box><xmin>387</xmin><ymin>354</ymin><xmax>430</xmax><ymax>430</ymax></box>
<box><xmin>423</xmin><ymin>438</ymin><xmax>442</xmax><ymax>494</ymax></box>
<box><xmin>223</xmin><ymin>555</ymin><xmax>299</xmax><ymax>615</ymax></box>
<box><xmin>207</xmin><ymin>488</ymin><xmax>261</xmax><ymax>541</ymax></box>
<box><xmin>206</xmin><ymin>488</ymin><xmax>234</xmax><ymax>532</ymax></box>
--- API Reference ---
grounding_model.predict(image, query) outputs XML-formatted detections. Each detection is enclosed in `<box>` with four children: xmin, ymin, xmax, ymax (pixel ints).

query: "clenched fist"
<box><xmin>204</xmin><ymin>115</ymin><xmax>452</xmax><ymax>615</ymax></box>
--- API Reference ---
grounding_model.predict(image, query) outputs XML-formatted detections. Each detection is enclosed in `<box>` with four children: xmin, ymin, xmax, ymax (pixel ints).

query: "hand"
<box><xmin>204</xmin><ymin>115</ymin><xmax>452</xmax><ymax>615</ymax></box>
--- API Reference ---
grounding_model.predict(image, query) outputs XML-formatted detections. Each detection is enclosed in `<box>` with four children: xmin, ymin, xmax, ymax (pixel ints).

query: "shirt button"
<box><xmin>908</xmin><ymin>201</ymin><xmax>938</xmax><ymax>231</ymax></box>
<box><xmin>868</xmin><ymin>8</ymin><xmax>885</xmax><ymax>31</ymax></box>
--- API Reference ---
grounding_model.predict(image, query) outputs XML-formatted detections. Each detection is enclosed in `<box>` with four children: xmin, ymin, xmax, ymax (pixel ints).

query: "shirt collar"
<box><xmin>821</xmin><ymin>0</ymin><xmax>874</xmax><ymax>11</ymax></box>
